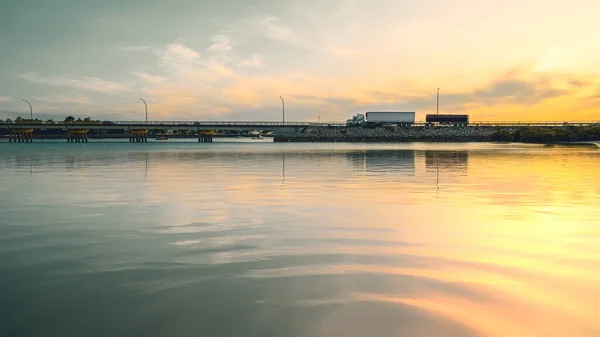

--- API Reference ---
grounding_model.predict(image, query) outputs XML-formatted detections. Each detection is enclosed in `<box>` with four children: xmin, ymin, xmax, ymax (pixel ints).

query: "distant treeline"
<box><xmin>489</xmin><ymin>126</ymin><xmax>600</xmax><ymax>143</ymax></box>
<box><xmin>0</xmin><ymin>116</ymin><xmax>102</xmax><ymax>124</ymax></box>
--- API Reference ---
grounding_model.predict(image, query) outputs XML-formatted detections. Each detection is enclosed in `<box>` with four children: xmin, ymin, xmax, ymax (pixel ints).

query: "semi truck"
<box><xmin>425</xmin><ymin>114</ymin><xmax>469</xmax><ymax>126</ymax></box>
<box><xmin>346</xmin><ymin>112</ymin><xmax>415</xmax><ymax>126</ymax></box>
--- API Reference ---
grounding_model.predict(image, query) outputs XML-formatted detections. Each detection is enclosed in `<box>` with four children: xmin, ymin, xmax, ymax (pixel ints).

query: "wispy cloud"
<box><xmin>0</xmin><ymin>96</ymin><xmax>11</xmax><ymax>102</ymax></box>
<box><xmin>255</xmin><ymin>17</ymin><xmax>312</xmax><ymax>49</ymax></box>
<box><xmin>152</xmin><ymin>42</ymin><xmax>238</xmax><ymax>80</ymax></box>
<box><xmin>18</xmin><ymin>72</ymin><xmax>132</xmax><ymax>93</ymax></box>
<box><xmin>133</xmin><ymin>42</ymin><xmax>239</xmax><ymax>118</ymax></box>
<box><xmin>207</xmin><ymin>35</ymin><xmax>232</xmax><ymax>53</ymax></box>
<box><xmin>222</xmin><ymin>16</ymin><xmax>313</xmax><ymax>50</ymax></box>
<box><xmin>134</xmin><ymin>72</ymin><xmax>165</xmax><ymax>84</ymax></box>
<box><xmin>237</xmin><ymin>54</ymin><xmax>263</xmax><ymax>68</ymax></box>
<box><xmin>160</xmin><ymin>43</ymin><xmax>200</xmax><ymax>61</ymax></box>
<box><xmin>32</xmin><ymin>95</ymin><xmax>91</xmax><ymax>104</ymax></box>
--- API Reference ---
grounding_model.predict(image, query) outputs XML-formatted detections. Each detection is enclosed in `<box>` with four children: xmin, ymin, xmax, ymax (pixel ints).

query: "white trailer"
<box><xmin>365</xmin><ymin>112</ymin><xmax>415</xmax><ymax>125</ymax></box>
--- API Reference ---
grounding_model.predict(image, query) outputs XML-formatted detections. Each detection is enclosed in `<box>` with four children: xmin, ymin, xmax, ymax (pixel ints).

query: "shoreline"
<box><xmin>273</xmin><ymin>126</ymin><xmax>600</xmax><ymax>144</ymax></box>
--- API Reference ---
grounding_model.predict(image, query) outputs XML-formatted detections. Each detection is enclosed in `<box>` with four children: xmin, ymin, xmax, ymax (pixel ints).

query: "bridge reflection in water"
<box><xmin>346</xmin><ymin>150</ymin><xmax>416</xmax><ymax>175</ymax></box>
<box><xmin>3</xmin><ymin>147</ymin><xmax>472</xmax><ymax>184</ymax></box>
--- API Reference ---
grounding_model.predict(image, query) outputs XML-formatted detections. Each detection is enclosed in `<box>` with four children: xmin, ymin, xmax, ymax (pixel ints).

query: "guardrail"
<box><xmin>111</xmin><ymin>121</ymin><xmax>313</xmax><ymax>126</ymax></box>
<box><xmin>0</xmin><ymin>121</ymin><xmax>345</xmax><ymax>127</ymax></box>
<box><xmin>0</xmin><ymin>120</ymin><xmax>598</xmax><ymax>127</ymax></box>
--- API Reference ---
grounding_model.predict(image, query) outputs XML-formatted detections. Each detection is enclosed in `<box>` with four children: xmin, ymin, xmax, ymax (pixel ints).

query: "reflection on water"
<box><xmin>1</xmin><ymin>142</ymin><xmax>599</xmax><ymax>337</ymax></box>
<box><xmin>346</xmin><ymin>150</ymin><xmax>416</xmax><ymax>175</ymax></box>
<box><xmin>425</xmin><ymin>150</ymin><xmax>469</xmax><ymax>171</ymax></box>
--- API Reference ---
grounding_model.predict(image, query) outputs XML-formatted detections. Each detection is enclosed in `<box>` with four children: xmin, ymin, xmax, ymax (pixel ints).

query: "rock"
<box><xmin>274</xmin><ymin>126</ymin><xmax>509</xmax><ymax>142</ymax></box>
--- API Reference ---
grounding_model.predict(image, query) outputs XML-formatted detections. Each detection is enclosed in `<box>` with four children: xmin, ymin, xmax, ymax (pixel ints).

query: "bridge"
<box><xmin>1</xmin><ymin>120</ymin><xmax>598</xmax><ymax>143</ymax></box>
<box><xmin>0</xmin><ymin>120</ymin><xmax>341</xmax><ymax>143</ymax></box>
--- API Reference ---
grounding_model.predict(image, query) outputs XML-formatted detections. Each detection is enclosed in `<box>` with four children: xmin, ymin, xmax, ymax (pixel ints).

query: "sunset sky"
<box><xmin>1</xmin><ymin>0</ymin><xmax>599</xmax><ymax>122</ymax></box>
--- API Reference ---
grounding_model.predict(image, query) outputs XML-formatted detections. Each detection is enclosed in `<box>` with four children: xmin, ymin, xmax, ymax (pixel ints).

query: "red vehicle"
<box><xmin>426</xmin><ymin>114</ymin><xmax>469</xmax><ymax>125</ymax></box>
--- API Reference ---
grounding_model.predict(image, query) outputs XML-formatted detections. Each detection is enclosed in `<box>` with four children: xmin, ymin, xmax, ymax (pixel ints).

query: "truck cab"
<box><xmin>346</xmin><ymin>113</ymin><xmax>365</xmax><ymax>126</ymax></box>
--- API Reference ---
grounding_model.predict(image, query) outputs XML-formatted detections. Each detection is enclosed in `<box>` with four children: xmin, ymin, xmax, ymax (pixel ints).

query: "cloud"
<box><xmin>354</xmin><ymin>69</ymin><xmax>578</xmax><ymax>114</ymax></box>
<box><xmin>17</xmin><ymin>72</ymin><xmax>132</xmax><ymax>93</ymax></box>
<box><xmin>237</xmin><ymin>54</ymin><xmax>263</xmax><ymax>67</ymax></box>
<box><xmin>134</xmin><ymin>72</ymin><xmax>165</xmax><ymax>84</ymax></box>
<box><xmin>207</xmin><ymin>35</ymin><xmax>232</xmax><ymax>53</ymax></box>
<box><xmin>0</xmin><ymin>96</ymin><xmax>11</xmax><ymax>102</ymax></box>
<box><xmin>161</xmin><ymin>43</ymin><xmax>200</xmax><ymax>60</ymax></box>
<box><xmin>14</xmin><ymin>19</ymin><xmax>600</xmax><ymax>122</ymax></box>
<box><xmin>141</xmin><ymin>36</ymin><xmax>596</xmax><ymax>120</ymax></box>
<box><xmin>32</xmin><ymin>95</ymin><xmax>91</xmax><ymax>104</ymax></box>
<box><xmin>154</xmin><ymin>42</ymin><xmax>238</xmax><ymax>80</ymax></box>
<box><xmin>132</xmin><ymin>42</ymin><xmax>239</xmax><ymax>118</ymax></box>
<box><xmin>257</xmin><ymin>17</ymin><xmax>312</xmax><ymax>48</ymax></box>
<box><xmin>224</xmin><ymin>16</ymin><xmax>313</xmax><ymax>50</ymax></box>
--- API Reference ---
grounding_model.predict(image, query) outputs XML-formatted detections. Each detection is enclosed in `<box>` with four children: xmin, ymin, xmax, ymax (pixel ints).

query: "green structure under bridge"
<box><xmin>0</xmin><ymin>121</ymin><xmax>335</xmax><ymax>143</ymax></box>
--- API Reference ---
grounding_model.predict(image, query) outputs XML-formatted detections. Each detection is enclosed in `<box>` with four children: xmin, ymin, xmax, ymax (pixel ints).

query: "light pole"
<box><xmin>436</xmin><ymin>88</ymin><xmax>439</xmax><ymax>115</ymax></box>
<box><xmin>22</xmin><ymin>99</ymin><xmax>32</xmax><ymax>120</ymax></box>
<box><xmin>139</xmin><ymin>98</ymin><xmax>148</xmax><ymax>122</ymax></box>
<box><xmin>279</xmin><ymin>96</ymin><xmax>285</xmax><ymax>124</ymax></box>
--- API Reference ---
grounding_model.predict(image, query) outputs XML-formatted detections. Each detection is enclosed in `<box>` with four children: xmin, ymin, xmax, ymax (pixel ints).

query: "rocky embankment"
<box><xmin>274</xmin><ymin>126</ymin><xmax>509</xmax><ymax>142</ymax></box>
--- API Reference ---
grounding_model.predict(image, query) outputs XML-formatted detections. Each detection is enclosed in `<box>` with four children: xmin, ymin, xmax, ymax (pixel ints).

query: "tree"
<box><xmin>489</xmin><ymin>129</ymin><xmax>513</xmax><ymax>142</ymax></box>
<box><xmin>15</xmin><ymin>117</ymin><xmax>23</xmax><ymax>123</ymax></box>
<box><xmin>83</xmin><ymin>117</ymin><xmax>92</xmax><ymax>122</ymax></box>
<box><xmin>64</xmin><ymin>116</ymin><xmax>75</xmax><ymax>123</ymax></box>
<box><xmin>46</xmin><ymin>119</ymin><xmax>55</xmax><ymax>124</ymax></box>
<box><xmin>520</xmin><ymin>128</ymin><xmax>556</xmax><ymax>143</ymax></box>
<box><xmin>5</xmin><ymin>118</ymin><xmax>12</xmax><ymax>124</ymax></box>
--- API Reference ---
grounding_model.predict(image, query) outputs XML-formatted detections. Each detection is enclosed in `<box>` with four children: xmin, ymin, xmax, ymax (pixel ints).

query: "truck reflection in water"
<box><xmin>425</xmin><ymin>151</ymin><xmax>469</xmax><ymax>172</ymax></box>
<box><xmin>346</xmin><ymin>150</ymin><xmax>416</xmax><ymax>175</ymax></box>
<box><xmin>424</xmin><ymin>151</ymin><xmax>469</xmax><ymax>190</ymax></box>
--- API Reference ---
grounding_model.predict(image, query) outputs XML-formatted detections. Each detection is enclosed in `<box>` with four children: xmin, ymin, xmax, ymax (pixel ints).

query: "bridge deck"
<box><xmin>1</xmin><ymin>120</ymin><xmax>599</xmax><ymax>131</ymax></box>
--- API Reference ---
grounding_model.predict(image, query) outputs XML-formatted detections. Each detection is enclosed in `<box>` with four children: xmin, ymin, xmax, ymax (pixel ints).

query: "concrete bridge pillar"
<box><xmin>130</xmin><ymin>130</ymin><xmax>148</xmax><ymax>143</ymax></box>
<box><xmin>198</xmin><ymin>130</ymin><xmax>214</xmax><ymax>143</ymax></box>
<box><xmin>67</xmin><ymin>129</ymin><xmax>89</xmax><ymax>143</ymax></box>
<box><xmin>8</xmin><ymin>129</ymin><xmax>34</xmax><ymax>143</ymax></box>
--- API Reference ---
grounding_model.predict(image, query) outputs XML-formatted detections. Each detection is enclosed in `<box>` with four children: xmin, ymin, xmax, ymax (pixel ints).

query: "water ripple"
<box><xmin>1</xmin><ymin>142</ymin><xmax>600</xmax><ymax>337</ymax></box>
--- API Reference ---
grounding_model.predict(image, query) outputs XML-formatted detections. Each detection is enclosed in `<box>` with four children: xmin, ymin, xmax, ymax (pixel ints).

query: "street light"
<box><xmin>436</xmin><ymin>88</ymin><xmax>440</xmax><ymax>115</ymax></box>
<box><xmin>139</xmin><ymin>98</ymin><xmax>148</xmax><ymax>122</ymax></box>
<box><xmin>279</xmin><ymin>96</ymin><xmax>285</xmax><ymax>124</ymax></box>
<box><xmin>22</xmin><ymin>99</ymin><xmax>32</xmax><ymax>120</ymax></box>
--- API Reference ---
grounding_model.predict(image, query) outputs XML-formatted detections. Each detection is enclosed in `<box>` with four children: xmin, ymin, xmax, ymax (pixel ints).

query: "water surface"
<box><xmin>1</xmin><ymin>141</ymin><xmax>599</xmax><ymax>337</ymax></box>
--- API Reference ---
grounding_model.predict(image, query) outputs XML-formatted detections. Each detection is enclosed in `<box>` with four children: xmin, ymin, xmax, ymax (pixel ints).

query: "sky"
<box><xmin>1</xmin><ymin>0</ymin><xmax>600</xmax><ymax>122</ymax></box>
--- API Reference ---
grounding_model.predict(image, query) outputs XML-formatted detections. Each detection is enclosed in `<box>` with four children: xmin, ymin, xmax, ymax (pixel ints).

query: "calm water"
<box><xmin>1</xmin><ymin>141</ymin><xmax>599</xmax><ymax>337</ymax></box>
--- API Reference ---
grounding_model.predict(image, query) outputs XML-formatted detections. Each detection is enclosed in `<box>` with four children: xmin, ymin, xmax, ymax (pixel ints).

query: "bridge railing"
<box><xmin>1</xmin><ymin>120</ymin><xmax>599</xmax><ymax>127</ymax></box>
<box><xmin>111</xmin><ymin>121</ymin><xmax>333</xmax><ymax>126</ymax></box>
<box><xmin>0</xmin><ymin>120</ymin><xmax>350</xmax><ymax>127</ymax></box>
